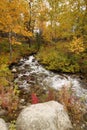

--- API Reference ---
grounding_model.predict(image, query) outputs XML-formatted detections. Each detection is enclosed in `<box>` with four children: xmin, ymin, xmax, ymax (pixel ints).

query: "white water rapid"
<box><xmin>14</xmin><ymin>56</ymin><xmax>87</xmax><ymax>104</ymax></box>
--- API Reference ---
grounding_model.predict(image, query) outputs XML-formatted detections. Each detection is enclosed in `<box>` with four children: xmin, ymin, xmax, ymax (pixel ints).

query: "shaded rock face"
<box><xmin>0</xmin><ymin>118</ymin><xmax>8</xmax><ymax>130</ymax></box>
<box><xmin>16</xmin><ymin>101</ymin><xmax>72</xmax><ymax>130</ymax></box>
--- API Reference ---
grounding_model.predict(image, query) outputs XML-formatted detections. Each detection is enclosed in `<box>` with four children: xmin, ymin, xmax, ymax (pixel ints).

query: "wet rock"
<box><xmin>14</xmin><ymin>73</ymin><xmax>18</xmax><ymax>78</ymax></box>
<box><xmin>29</xmin><ymin>75</ymin><xmax>36</xmax><ymax>81</ymax></box>
<box><xmin>24</xmin><ymin>64</ymin><xmax>31</xmax><ymax>70</ymax></box>
<box><xmin>17</xmin><ymin>61</ymin><xmax>24</xmax><ymax>66</ymax></box>
<box><xmin>17</xmin><ymin>67</ymin><xmax>26</xmax><ymax>74</ymax></box>
<box><xmin>16</xmin><ymin>101</ymin><xmax>72</xmax><ymax>130</ymax></box>
<box><xmin>0</xmin><ymin>118</ymin><xmax>8</xmax><ymax>130</ymax></box>
<box><xmin>32</xmin><ymin>58</ymin><xmax>35</xmax><ymax>62</ymax></box>
<box><xmin>35</xmin><ymin>63</ymin><xmax>39</xmax><ymax>66</ymax></box>
<box><xmin>79</xmin><ymin>75</ymin><xmax>84</xmax><ymax>80</ymax></box>
<box><xmin>16</xmin><ymin>81</ymin><xmax>23</xmax><ymax>86</ymax></box>
<box><xmin>20</xmin><ymin>75</ymin><xmax>28</xmax><ymax>80</ymax></box>
<box><xmin>27</xmin><ymin>80</ymin><xmax>36</xmax><ymax>85</ymax></box>
<box><xmin>17</xmin><ymin>66</ymin><xmax>25</xmax><ymax>71</ymax></box>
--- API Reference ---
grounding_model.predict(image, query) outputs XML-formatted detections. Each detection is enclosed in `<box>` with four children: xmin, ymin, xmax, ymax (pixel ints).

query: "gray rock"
<box><xmin>0</xmin><ymin>109</ymin><xmax>7</xmax><ymax>116</ymax></box>
<box><xmin>0</xmin><ymin>118</ymin><xmax>8</xmax><ymax>130</ymax></box>
<box><xmin>16</xmin><ymin>101</ymin><xmax>72</xmax><ymax>130</ymax></box>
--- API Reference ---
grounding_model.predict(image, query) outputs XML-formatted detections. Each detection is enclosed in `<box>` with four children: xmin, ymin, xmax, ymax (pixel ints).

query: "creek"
<box><xmin>13</xmin><ymin>55</ymin><xmax>87</xmax><ymax>105</ymax></box>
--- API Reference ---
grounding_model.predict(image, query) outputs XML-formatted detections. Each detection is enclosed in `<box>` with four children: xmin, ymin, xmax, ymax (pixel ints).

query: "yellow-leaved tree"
<box><xmin>69</xmin><ymin>37</ymin><xmax>85</xmax><ymax>54</ymax></box>
<box><xmin>0</xmin><ymin>0</ymin><xmax>32</xmax><ymax>59</ymax></box>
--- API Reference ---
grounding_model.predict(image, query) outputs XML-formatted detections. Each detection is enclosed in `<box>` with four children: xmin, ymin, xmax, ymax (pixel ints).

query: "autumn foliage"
<box><xmin>0</xmin><ymin>85</ymin><xmax>19</xmax><ymax>117</ymax></box>
<box><xmin>0</xmin><ymin>0</ymin><xmax>32</xmax><ymax>44</ymax></box>
<box><xmin>31</xmin><ymin>93</ymin><xmax>39</xmax><ymax>104</ymax></box>
<box><xmin>69</xmin><ymin>37</ymin><xmax>85</xmax><ymax>54</ymax></box>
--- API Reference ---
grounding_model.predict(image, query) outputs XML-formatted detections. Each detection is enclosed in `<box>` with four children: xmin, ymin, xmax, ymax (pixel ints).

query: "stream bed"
<box><xmin>13</xmin><ymin>55</ymin><xmax>87</xmax><ymax>105</ymax></box>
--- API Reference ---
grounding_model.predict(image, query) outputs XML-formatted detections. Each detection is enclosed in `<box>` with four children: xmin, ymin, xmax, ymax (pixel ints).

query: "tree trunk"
<box><xmin>28</xmin><ymin>38</ymin><xmax>31</xmax><ymax>48</ymax></box>
<box><xmin>28</xmin><ymin>1</ymin><xmax>32</xmax><ymax>48</ymax></box>
<box><xmin>9</xmin><ymin>32</ymin><xmax>12</xmax><ymax>61</ymax></box>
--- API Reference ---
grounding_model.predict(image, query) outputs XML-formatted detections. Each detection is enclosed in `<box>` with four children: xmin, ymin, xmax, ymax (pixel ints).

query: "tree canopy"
<box><xmin>0</xmin><ymin>0</ymin><xmax>87</xmax><ymax>43</ymax></box>
<box><xmin>0</xmin><ymin>0</ymin><xmax>32</xmax><ymax>38</ymax></box>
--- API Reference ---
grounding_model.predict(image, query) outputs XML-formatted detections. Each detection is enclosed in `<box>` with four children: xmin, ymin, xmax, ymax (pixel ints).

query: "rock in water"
<box><xmin>0</xmin><ymin>118</ymin><xmax>8</xmax><ymax>130</ymax></box>
<box><xmin>16</xmin><ymin>101</ymin><xmax>72</xmax><ymax>130</ymax></box>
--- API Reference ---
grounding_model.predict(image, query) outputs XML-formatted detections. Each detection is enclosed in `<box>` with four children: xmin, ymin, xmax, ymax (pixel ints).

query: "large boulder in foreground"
<box><xmin>0</xmin><ymin>118</ymin><xmax>8</xmax><ymax>130</ymax></box>
<box><xmin>16</xmin><ymin>101</ymin><xmax>72</xmax><ymax>130</ymax></box>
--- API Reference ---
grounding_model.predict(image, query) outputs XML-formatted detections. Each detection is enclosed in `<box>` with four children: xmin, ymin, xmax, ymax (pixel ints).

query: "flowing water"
<box><xmin>14</xmin><ymin>55</ymin><xmax>87</xmax><ymax>105</ymax></box>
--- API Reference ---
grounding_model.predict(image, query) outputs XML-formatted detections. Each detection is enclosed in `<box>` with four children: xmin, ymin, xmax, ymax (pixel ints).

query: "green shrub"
<box><xmin>9</xmin><ymin>120</ymin><xmax>16</xmax><ymax>130</ymax></box>
<box><xmin>36</xmin><ymin>41</ymin><xmax>87</xmax><ymax>73</ymax></box>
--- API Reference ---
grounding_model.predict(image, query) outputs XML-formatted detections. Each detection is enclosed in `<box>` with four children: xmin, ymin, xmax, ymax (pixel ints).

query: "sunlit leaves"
<box><xmin>69</xmin><ymin>37</ymin><xmax>85</xmax><ymax>54</ymax></box>
<box><xmin>0</xmin><ymin>0</ymin><xmax>31</xmax><ymax>37</ymax></box>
